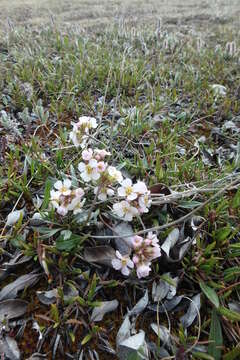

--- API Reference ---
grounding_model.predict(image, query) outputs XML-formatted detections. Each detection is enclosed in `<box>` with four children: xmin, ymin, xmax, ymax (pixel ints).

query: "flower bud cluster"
<box><xmin>112</xmin><ymin>232</ymin><xmax>161</xmax><ymax>278</ymax></box>
<box><xmin>50</xmin><ymin>179</ymin><xmax>85</xmax><ymax>216</ymax></box>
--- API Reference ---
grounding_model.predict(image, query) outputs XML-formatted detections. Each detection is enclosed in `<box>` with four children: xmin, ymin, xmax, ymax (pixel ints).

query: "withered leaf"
<box><xmin>91</xmin><ymin>300</ymin><xmax>119</xmax><ymax>322</ymax></box>
<box><xmin>0</xmin><ymin>336</ymin><xmax>21</xmax><ymax>360</ymax></box>
<box><xmin>84</xmin><ymin>246</ymin><xmax>116</xmax><ymax>267</ymax></box>
<box><xmin>0</xmin><ymin>299</ymin><xmax>28</xmax><ymax>321</ymax></box>
<box><xmin>0</xmin><ymin>272</ymin><xmax>41</xmax><ymax>301</ymax></box>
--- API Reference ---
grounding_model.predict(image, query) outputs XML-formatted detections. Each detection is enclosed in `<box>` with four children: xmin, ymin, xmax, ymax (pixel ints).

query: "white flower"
<box><xmin>150</xmin><ymin>245</ymin><xmax>161</xmax><ymax>260</ymax></box>
<box><xmin>97</xmin><ymin>161</ymin><xmax>107</xmax><ymax>173</ymax></box>
<box><xmin>50</xmin><ymin>189</ymin><xmax>61</xmax><ymax>208</ymax></box>
<box><xmin>131</xmin><ymin>232</ymin><xmax>161</xmax><ymax>278</ymax></box>
<box><xmin>113</xmin><ymin>201</ymin><xmax>138</xmax><ymax>221</ymax></box>
<box><xmin>118</xmin><ymin>178</ymin><xmax>138</xmax><ymax>201</ymax></box>
<box><xmin>68</xmin><ymin>197</ymin><xmax>85</xmax><ymax>215</ymax></box>
<box><xmin>69</xmin><ymin>130</ymin><xmax>88</xmax><ymax>148</ymax></box>
<box><xmin>136</xmin><ymin>262</ymin><xmax>151</xmax><ymax>279</ymax></box>
<box><xmin>108</xmin><ymin>166</ymin><xmax>123</xmax><ymax>183</ymax></box>
<box><xmin>75</xmin><ymin>188</ymin><xmax>85</xmax><ymax>198</ymax></box>
<box><xmin>138</xmin><ymin>194</ymin><xmax>152</xmax><ymax>213</ymax></box>
<box><xmin>82</xmin><ymin>148</ymin><xmax>93</xmax><ymax>161</ymax></box>
<box><xmin>57</xmin><ymin>205</ymin><xmax>68</xmax><ymax>216</ymax></box>
<box><xmin>131</xmin><ymin>235</ymin><xmax>144</xmax><ymax>249</ymax></box>
<box><xmin>67</xmin><ymin>187</ymin><xmax>85</xmax><ymax>214</ymax></box>
<box><xmin>70</xmin><ymin>116</ymin><xmax>97</xmax><ymax>147</ymax></box>
<box><xmin>94</xmin><ymin>186</ymin><xmax>114</xmax><ymax>201</ymax></box>
<box><xmin>54</xmin><ymin>179</ymin><xmax>72</xmax><ymax>196</ymax></box>
<box><xmin>77</xmin><ymin>116</ymin><xmax>98</xmax><ymax>133</ymax></box>
<box><xmin>112</xmin><ymin>251</ymin><xmax>134</xmax><ymax>276</ymax></box>
<box><xmin>78</xmin><ymin>159</ymin><xmax>100</xmax><ymax>182</ymax></box>
<box><xmin>133</xmin><ymin>181</ymin><xmax>148</xmax><ymax>195</ymax></box>
<box><xmin>211</xmin><ymin>84</ymin><xmax>227</xmax><ymax>97</ymax></box>
<box><xmin>144</xmin><ymin>232</ymin><xmax>159</xmax><ymax>247</ymax></box>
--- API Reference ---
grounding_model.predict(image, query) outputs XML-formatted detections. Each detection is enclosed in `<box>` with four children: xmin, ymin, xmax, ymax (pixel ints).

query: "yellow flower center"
<box><xmin>86</xmin><ymin>165</ymin><xmax>93</xmax><ymax>174</ymax></box>
<box><xmin>123</xmin><ymin>206</ymin><xmax>129</xmax><ymax>214</ymax></box>
<box><xmin>125</xmin><ymin>186</ymin><xmax>133</xmax><ymax>196</ymax></box>
<box><xmin>121</xmin><ymin>258</ymin><xmax>127</xmax><ymax>266</ymax></box>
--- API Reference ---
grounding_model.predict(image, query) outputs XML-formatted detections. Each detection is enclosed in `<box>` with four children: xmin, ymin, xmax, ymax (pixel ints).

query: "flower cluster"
<box><xmin>69</xmin><ymin>116</ymin><xmax>97</xmax><ymax>148</ymax></box>
<box><xmin>50</xmin><ymin>179</ymin><xmax>85</xmax><ymax>216</ymax></box>
<box><xmin>113</xmin><ymin>179</ymin><xmax>151</xmax><ymax>221</ymax></box>
<box><xmin>112</xmin><ymin>232</ymin><xmax>161</xmax><ymax>278</ymax></box>
<box><xmin>78</xmin><ymin>147</ymin><xmax>123</xmax><ymax>201</ymax></box>
<box><xmin>52</xmin><ymin>116</ymin><xmax>151</xmax><ymax>221</ymax></box>
<box><xmin>49</xmin><ymin>115</ymin><xmax>156</xmax><ymax>279</ymax></box>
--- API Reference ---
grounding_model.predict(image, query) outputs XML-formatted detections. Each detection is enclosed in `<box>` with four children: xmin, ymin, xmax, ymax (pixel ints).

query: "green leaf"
<box><xmin>223</xmin><ymin>346</ymin><xmax>240</xmax><ymax>360</ymax></box>
<box><xmin>218</xmin><ymin>306</ymin><xmax>240</xmax><ymax>321</ymax></box>
<box><xmin>193</xmin><ymin>352</ymin><xmax>214</xmax><ymax>360</ymax></box>
<box><xmin>42</xmin><ymin>179</ymin><xmax>52</xmax><ymax>210</ymax></box>
<box><xmin>81</xmin><ymin>333</ymin><xmax>92</xmax><ymax>345</ymax></box>
<box><xmin>215</xmin><ymin>227</ymin><xmax>232</xmax><ymax>242</ymax></box>
<box><xmin>232</xmin><ymin>188</ymin><xmax>240</xmax><ymax>209</ymax></box>
<box><xmin>69</xmin><ymin>331</ymin><xmax>75</xmax><ymax>343</ymax></box>
<box><xmin>87</xmin><ymin>273</ymin><xmax>98</xmax><ymax>302</ymax></box>
<box><xmin>160</xmin><ymin>273</ymin><xmax>177</xmax><ymax>287</ymax></box>
<box><xmin>200</xmin><ymin>282</ymin><xmax>220</xmax><ymax>308</ymax></box>
<box><xmin>37</xmin><ymin>227</ymin><xmax>61</xmax><ymax>239</ymax></box>
<box><xmin>179</xmin><ymin>200</ymin><xmax>202</xmax><ymax>209</ymax></box>
<box><xmin>208</xmin><ymin>308</ymin><xmax>222</xmax><ymax>360</ymax></box>
<box><xmin>56</xmin><ymin>233</ymin><xmax>84</xmax><ymax>251</ymax></box>
<box><xmin>50</xmin><ymin>304</ymin><xmax>59</xmax><ymax>323</ymax></box>
<box><xmin>127</xmin><ymin>350</ymin><xmax>144</xmax><ymax>360</ymax></box>
<box><xmin>75</xmin><ymin>296</ymin><xmax>86</xmax><ymax>306</ymax></box>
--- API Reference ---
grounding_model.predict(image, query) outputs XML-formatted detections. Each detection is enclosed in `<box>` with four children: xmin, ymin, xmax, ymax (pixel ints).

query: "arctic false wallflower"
<box><xmin>118</xmin><ymin>178</ymin><xmax>138</xmax><ymax>201</ymax></box>
<box><xmin>68</xmin><ymin>197</ymin><xmax>85</xmax><ymax>215</ymax></box>
<box><xmin>50</xmin><ymin>189</ymin><xmax>61</xmax><ymax>209</ymax></box>
<box><xmin>94</xmin><ymin>186</ymin><xmax>114</xmax><ymax>201</ymax></box>
<box><xmin>112</xmin><ymin>250</ymin><xmax>134</xmax><ymax>276</ymax></box>
<box><xmin>113</xmin><ymin>200</ymin><xmax>138</xmax><ymax>222</ymax></box>
<box><xmin>77</xmin><ymin>116</ymin><xmax>97</xmax><ymax>132</ymax></box>
<box><xmin>69</xmin><ymin>124</ymin><xmax>88</xmax><ymax>148</ymax></box>
<box><xmin>97</xmin><ymin>161</ymin><xmax>107</xmax><ymax>173</ymax></box>
<box><xmin>131</xmin><ymin>232</ymin><xmax>161</xmax><ymax>279</ymax></box>
<box><xmin>78</xmin><ymin>159</ymin><xmax>100</xmax><ymax>182</ymax></box>
<box><xmin>131</xmin><ymin>235</ymin><xmax>144</xmax><ymax>249</ymax></box>
<box><xmin>82</xmin><ymin>148</ymin><xmax>93</xmax><ymax>161</ymax></box>
<box><xmin>57</xmin><ymin>205</ymin><xmax>69</xmax><ymax>216</ymax></box>
<box><xmin>108</xmin><ymin>166</ymin><xmax>123</xmax><ymax>184</ymax></box>
<box><xmin>136</xmin><ymin>262</ymin><xmax>152</xmax><ymax>279</ymax></box>
<box><xmin>54</xmin><ymin>179</ymin><xmax>72</xmax><ymax>196</ymax></box>
<box><xmin>67</xmin><ymin>188</ymin><xmax>85</xmax><ymax>214</ymax></box>
<box><xmin>138</xmin><ymin>193</ymin><xmax>152</xmax><ymax>213</ymax></box>
<box><xmin>145</xmin><ymin>231</ymin><xmax>159</xmax><ymax>247</ymax></box>
<box><xmin>133</xmin><ymin>181</ymin><xmax>148</xmax><ymax>195</ymax></box>
<box><xmin>69</xmin><ymin>116</ymin><xmax>98</xmax><ymax>147</ymax></box>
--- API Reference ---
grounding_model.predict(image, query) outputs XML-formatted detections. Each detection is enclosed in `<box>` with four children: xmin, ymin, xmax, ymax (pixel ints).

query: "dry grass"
<box><xmin>0</xmin><ymin>0</ymin><xmax>240</xmax><ymax>30</ymax></box>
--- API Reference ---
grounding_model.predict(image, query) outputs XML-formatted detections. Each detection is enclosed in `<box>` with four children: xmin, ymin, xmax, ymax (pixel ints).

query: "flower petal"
<box><xmin>121</xmin><ymin>266</ymin><xmax>130</xmax><ymax>276</ymax></box>
<box><xmin>115</xmin><ymin>250</ymin><xmax>122</xmax><ymax>260</ymax></box>
<box><xmin>54</xmin><ymin>180</ymin><xmax>63</xmax><ymax>190</ymax></box>
<box><xmin>122</xmin><ymin>178</ymin><xmax>132</xmax><ymax>187</ymax></box>
<box><xmin>63</xmin><ymin>179</ymin><xmax>71</xmax><ymax>188</ymax></box>
<box><xmin>127</xmin><ymin>259</ymin><xmax>134</xmax><ymax>268</ymax></box>
<box><xmin>112</xmin><ymin>259</ymin><xmax>122</xmax><ymax>270</ymax></box>
<box><xmin>78</xmin><ymin>162</ymin><xmax>86</xmax><ymax>172</ymax></box>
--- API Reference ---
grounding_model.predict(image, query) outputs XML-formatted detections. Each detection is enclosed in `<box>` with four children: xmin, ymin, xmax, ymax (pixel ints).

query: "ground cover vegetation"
<box><xmin>0</xmin><ymin>19</ymin><xmax>240</xmax><ymax>359</ymax></box>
